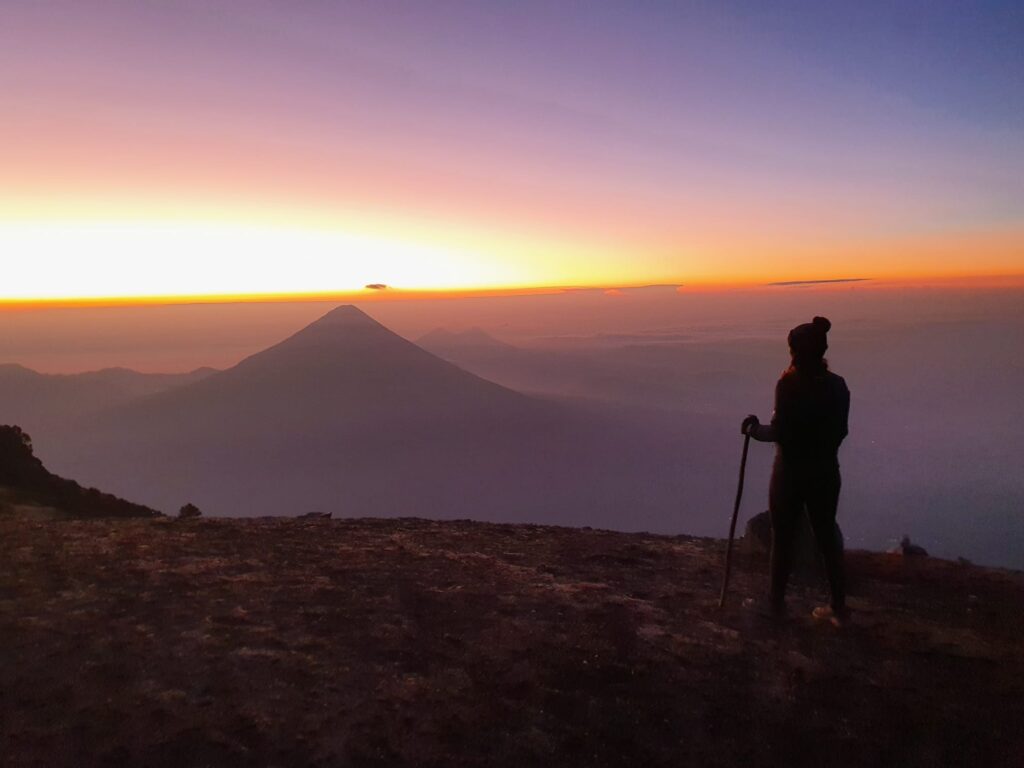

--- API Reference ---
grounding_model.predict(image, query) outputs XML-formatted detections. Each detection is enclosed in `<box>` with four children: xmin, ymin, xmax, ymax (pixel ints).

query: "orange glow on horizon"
<box><xmin>0</xmin><ymin>285</ymin><xmax>575</xmax><ymax>311</ymax></box>
<box><xmin>2</xmin><ymin>198</ymin><xmax>1021</xmax><ymax>307</ymax></box>
<box><xmin>1</xmin><ymin>272</ymin><xmax>1022</xmax><ymax>314</ymax></box>
<box><xmin>4</xmin><ymin>3</ymin><xmax>1022</xmax><ymax>312</ymax></box>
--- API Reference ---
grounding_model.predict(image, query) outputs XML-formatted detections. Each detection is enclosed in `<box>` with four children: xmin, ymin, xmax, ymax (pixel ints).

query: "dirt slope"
<box><xmin>0</xmin><ymin>425</ymin><xmax>158</xmax><ymax>521</ymax></box>
<box><xmin>1</xmin><ymin>517</ymin><xmax>1021</xmax><ymax>767</ymax></box>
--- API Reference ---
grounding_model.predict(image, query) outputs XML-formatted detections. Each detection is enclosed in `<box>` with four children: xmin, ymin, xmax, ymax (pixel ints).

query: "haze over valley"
<box><xmin>4</xmin><ymin>284</ymin><xmax>1021</xmax><ymax>568</ymax></box>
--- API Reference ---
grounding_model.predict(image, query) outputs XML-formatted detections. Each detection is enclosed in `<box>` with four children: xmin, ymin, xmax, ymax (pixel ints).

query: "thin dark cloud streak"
<box><xmin>767</xmin><ymin>278</ymin><xmax>870</xmax><ymax>287</ymax></box>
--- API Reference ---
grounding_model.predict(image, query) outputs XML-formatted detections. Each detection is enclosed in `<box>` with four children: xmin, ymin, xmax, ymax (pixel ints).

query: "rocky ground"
<box><xmin>1</xmin><ymin>516</ymin><xmax>1022</xmax><ymax>767</ymax></box>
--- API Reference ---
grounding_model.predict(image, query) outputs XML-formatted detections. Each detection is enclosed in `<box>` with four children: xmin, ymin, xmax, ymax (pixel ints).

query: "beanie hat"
<box><xmin>788</xmin><ymin>316</ymin><xmax>831</xmax><ymax>358</ymax></box>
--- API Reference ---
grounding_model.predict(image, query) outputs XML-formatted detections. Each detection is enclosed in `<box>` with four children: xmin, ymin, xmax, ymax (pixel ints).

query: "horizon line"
<box><xmin>2</xmin><ymin>273</ymin><xmax>1023</xmax><ymax>311</ymax></box>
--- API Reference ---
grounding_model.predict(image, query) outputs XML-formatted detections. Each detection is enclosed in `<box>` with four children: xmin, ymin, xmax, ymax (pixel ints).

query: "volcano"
<box><xmin>97</xmin><ymin>305</ymin><xmax>538</xmax><ymax>434</ymax></box>
<box><xmin>40</xmin><ymin>306</ymin><xmax>700</xmax><ymax>525</ymax></box>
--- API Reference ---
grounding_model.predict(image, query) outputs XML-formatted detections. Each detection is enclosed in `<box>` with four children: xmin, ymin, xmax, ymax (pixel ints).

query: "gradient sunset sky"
<box><xmin>2</xmin><ymin>0</ymin><xmax>1022</xmax><ymax>301</ymax></box>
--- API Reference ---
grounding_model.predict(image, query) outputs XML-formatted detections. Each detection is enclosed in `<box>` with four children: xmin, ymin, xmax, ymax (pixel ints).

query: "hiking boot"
<box><xmin>812</xmin><ymin>605</ymin><xmax>851</xmax><ymax>627</ymax></box>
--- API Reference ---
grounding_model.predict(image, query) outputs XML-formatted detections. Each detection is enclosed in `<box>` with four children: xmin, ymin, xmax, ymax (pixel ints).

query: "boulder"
<box><xmin>742</xmin><ymin>510</ymin><xmax>844</xmax><ymax>572</ymax></box>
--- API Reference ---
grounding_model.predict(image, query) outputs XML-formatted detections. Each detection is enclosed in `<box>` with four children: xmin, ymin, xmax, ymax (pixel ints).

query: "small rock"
<box><xmin>889</xmin><ymin>535</ymin><xmax>928</xmax><ymax>557</ymax></box>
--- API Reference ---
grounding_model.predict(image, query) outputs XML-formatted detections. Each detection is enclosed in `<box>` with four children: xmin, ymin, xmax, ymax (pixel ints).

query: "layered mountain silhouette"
<box><xmin>0</xmin><ymin>363</ymin><xmax>215</xmax><ymax>433</ymax></box>
<box><xmin>418</xmin><ymin>324</ymin><xmax>754</xmax><ymax>412</ymax></box>
<box><xmin>418</xmin><ymin>327</ymin><xmax>515</xmax><ymax>352</ymax></box>
<box><xmin>0</xmin><ymin>425</ymin><xmax>157</xmax><ymax>519</ymax></box>
<box><xmin>35</xmin><ymin>306</ymin><xmax>713</xmax><ymax>527</ymax></box>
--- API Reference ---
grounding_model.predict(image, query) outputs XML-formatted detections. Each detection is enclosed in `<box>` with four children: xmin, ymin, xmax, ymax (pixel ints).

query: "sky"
<box><xmin>2</xmin><ymin>0</ymin><xmax>1022</xmax><ymax>301</ymax></box>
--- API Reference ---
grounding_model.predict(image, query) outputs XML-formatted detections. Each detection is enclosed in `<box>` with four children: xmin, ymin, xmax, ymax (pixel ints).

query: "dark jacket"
<box><xmin>754</xmin><ymin>369</ymin><xmax>850</xmax><ymax>466</ymax></box>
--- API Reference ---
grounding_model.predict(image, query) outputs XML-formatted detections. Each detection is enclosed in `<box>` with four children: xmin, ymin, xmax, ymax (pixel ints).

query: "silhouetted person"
<box><xmin>741</xmin><ymin>316</ymin><xmax>850</xmax><ymax>626</ymax></box>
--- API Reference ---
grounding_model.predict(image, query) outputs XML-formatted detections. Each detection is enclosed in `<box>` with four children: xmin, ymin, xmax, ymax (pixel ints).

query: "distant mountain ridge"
<box><xmin>0</xmin><ymin>363</ymin><xmax>216</xmax><ymax>434</ymax></box>
<box><xmin>418</xmin><ymin>327</ymin><xmax>514</xmax><ymax>351</ymax></box>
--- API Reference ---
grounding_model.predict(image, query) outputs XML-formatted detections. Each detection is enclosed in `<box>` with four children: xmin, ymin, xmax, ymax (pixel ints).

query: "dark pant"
<box><xmin>768</xmin><ymin>458</ymin><xmax>846</xmax><ymax>611</ymax></box>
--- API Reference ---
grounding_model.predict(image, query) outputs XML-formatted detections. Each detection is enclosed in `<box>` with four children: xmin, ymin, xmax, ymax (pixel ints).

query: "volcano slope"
<box><xmin>2</xmin><ymin>516</ymin><xmax>1021</xmax><ymax>767</ymax></box>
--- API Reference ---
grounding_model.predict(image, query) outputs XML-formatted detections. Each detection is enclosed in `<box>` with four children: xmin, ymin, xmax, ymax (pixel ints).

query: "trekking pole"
<box><xmin>718</xmin><ymin>432</ymin><xmax>751</xmax><ymax>608</ymax></box>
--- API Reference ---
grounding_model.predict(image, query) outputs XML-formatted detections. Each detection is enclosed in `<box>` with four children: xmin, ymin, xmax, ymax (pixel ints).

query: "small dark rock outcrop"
<box><xmin>298</xmin><ymin>511</ymin><xmax>332</xmax><ymax>520</ymax></box>
<box><xmin>178</xmin><ymin>503</ymin><xmax>202</xmax><ymax>520</ymax></box>
<box><xmin>891</xmin><ymin>535</ymin><xmax>928</xmax><ymax>557</ymax></box>
<box><xmin>0</xmin><ymin>425</ymin><xmax>159</xmax><ymax>519</ymax></box>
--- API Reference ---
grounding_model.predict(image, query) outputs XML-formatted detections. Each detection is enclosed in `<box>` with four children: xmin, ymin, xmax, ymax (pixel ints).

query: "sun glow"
<box><xmin>1</xmin><ymin>219</ymin><xmax>533</xmax><ymax>301</ymax></box>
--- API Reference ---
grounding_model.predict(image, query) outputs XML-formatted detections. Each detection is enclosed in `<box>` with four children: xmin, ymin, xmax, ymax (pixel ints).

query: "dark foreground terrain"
<box><xmin>2</xmin><ymin>517</ymin><xmax>1022</xmax><ymax>767</ymax></box>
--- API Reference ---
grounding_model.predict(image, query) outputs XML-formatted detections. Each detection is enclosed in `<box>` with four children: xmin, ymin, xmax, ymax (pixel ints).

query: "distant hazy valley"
<box><xmin>3</xmin><ymin>291</ymin><xmax>1022</xmax><ymax>568</ymax></box>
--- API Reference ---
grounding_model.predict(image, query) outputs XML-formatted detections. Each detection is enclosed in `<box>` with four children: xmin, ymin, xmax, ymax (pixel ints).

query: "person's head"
<box><xmin>787</xmin><ymin>316</ymin><xmax>831</xmax><ymax>373</ymax></box>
